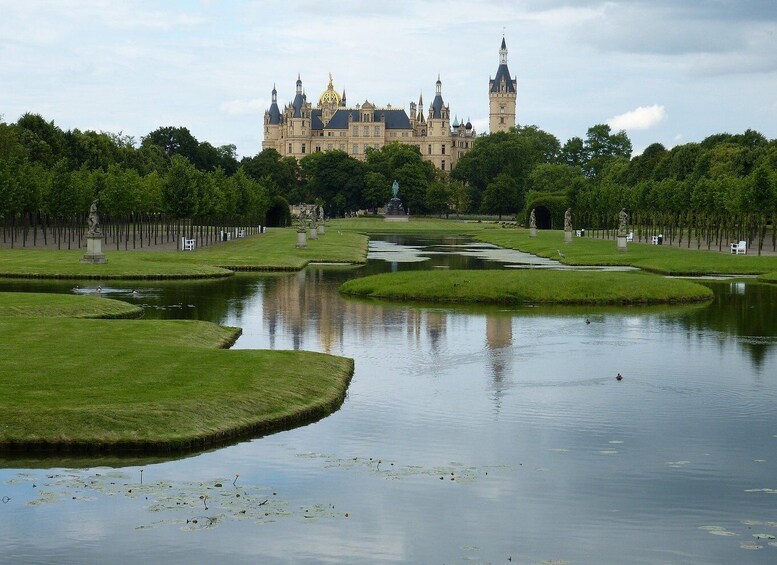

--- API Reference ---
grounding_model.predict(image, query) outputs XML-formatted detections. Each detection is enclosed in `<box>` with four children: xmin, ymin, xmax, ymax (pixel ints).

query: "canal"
<box><xmin>2</xmin><ymin>236</ymin><xmax>777</xmax><ymax>563</ymax></box>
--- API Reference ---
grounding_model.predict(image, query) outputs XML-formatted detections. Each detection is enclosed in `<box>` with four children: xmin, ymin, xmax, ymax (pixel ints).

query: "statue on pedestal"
<box><xmin>564</xmin><ymin>208</ymin><xmax>572</xmax><ymax>232</ymax></box>
<box><xmin>529</xmin><ymin>208</ymin><xmax>536</xmax><ymax>229</ymax></box>
<box><xmin>618</xmin><ymin>208</ymin><xmax>628</xmax><ymax>236</ymax></box>
<box><xmin>385</xmin><ymin>179</ymin><xmax>408</xmax><ymax>221</ymax></box>
<box><xmin>87</xmin><ymin>199</ymin><xmax>101</xmax><ymax>236</ymax></box>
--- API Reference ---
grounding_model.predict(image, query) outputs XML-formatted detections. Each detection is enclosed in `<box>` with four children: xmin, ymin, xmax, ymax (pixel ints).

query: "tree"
<box><xmin>559</xmin><ymin>136</ymin><xmax>585</xmax><ymax>168</ymax></box>
<box><xmin>163</xmin><ymin>155</ymin><xmax>200</xmax><ymax>218</ymax></box>
<box><xmin>363</xmin><ymin>171</ymin><xmax>391</xmax><ymax>213</ymax></box>
<box><xmin>746</xmin><ymin>165</ymin><xmax>775</xmax><ymax>254</ymax></box>
<box><xmin>142</xmin><ymin>126</ymin><xmax>200</xmax><ymax>165</ymax></box>
<box><xmin>448</xmin><ymin>179</ymin><xmax>471</xmax><ymax>217</ymax></box>
<box><xmin>582</xmin><ymin>124</ymin><xmax>632</xmax><ymax>179</ymax></box>
<box><xmin>242</xmin><ymin>148</ymin><xmax>300</xmax><ymax>199</ymax></box>
<box><xmin>300</xmin><ymin>150</ymin><xmax>366</xmax><ymax>215</ymax></box>
<box><xmin>16</xmin><ymin>113</ymin><xmax>66</xmax><ymax>167</ymax></box>
<box><xmin>481</xmin><ymin>173</ymin><xmax>519</xmax><ymax>219</ymax></box>
<box><xmin>452</xmin><ymin>125</ymin><xmax>560</xmax><ymax>211</ymax></box>
<box><xmin>527</xmin><ymin>163</ymin><xmax>584</xmax><ymax>194</ymax></box>
<box><xmin>426</xmin><ymin>176</ymin><xmax>452</xmax><ymax>217</ymax></box>
<box><xmin>364</xmin><ymin>143</ymin><xmax>435</xmax><ymax>214</ymax></box>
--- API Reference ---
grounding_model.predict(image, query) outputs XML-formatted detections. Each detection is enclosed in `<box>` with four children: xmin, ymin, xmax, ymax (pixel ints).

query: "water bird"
<box><xmin>585</xmin><ymin>318</ymin><xmax>591</xmax><ymax>325</ymax></box>
<box><xmin>557</xmin><ymin>249</ymin><xmax>565</xmax><ymax>258</ymax></box>
<box><xmin>616</xmin><ymin>373</ymin><xmax>623</xmax><ymax>381</ymax></box>
<box><xmin>96</xmin><ymin>286</ymin><xmax>102</xmax><ymax>293</ymax></box>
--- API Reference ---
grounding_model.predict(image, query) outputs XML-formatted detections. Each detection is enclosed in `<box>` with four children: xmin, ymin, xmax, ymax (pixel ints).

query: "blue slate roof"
<box><xmin>322</xmin><ymin>109</ymin><xmax>412</xmax><ymax>130</ymax></box>
<box><xmin>268</xmin><ymin>102</ymin><xmax>281</xmax><ymax>124</ymax></box>
<box><xmin>490</xmin><ymin>63</ymin><xmax>516</xmax><ymax>93</ymax></box>
<box><xmin>431</xmin><ymin>94</ymin><xmax>444</xmax><ymax>119</ymax></box>
<box><xmin>311</xmin><ymin>109</ymin><xmax>324</xmax><ymax>130</ymax></box>
<box><xmin>292</xmin><ymin>93</ymin><xmax>304</xmax><ymax>117</ymax></box>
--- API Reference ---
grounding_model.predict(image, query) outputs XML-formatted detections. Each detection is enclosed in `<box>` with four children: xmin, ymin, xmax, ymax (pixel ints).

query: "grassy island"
<box><xmin>339</xmin><ymin>269</ymin><xmax>714</xmax><ymax>305</ymax></box>
<box><xmin>0</xmin><ymin>292</ymin><xmax>143</xmax><ymax>318</ymax></box>
<box><xmin>0</xmin><ymin>316</ymin><xmax>354</xmax><ymax>455</ymax></box>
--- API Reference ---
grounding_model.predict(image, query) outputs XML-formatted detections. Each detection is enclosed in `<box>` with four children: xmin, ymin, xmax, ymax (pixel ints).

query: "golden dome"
<box><xmin>318</xmin><ymin>73</ymin><xmax>342</xmax><ymax>107</ymax></box>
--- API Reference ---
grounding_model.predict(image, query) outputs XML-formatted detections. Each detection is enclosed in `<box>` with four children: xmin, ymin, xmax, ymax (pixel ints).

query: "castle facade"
<box><xmin>262</xmin><ymin>38</ymin><xmax>517</xmax><ymax>171</ymax></box>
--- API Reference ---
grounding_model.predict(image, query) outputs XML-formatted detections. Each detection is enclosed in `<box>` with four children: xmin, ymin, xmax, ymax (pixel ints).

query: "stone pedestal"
<box><xmin>296</xmin><ymin>230</ymin><xmax>307</xmax><ymax>248</ymax></box>
<box><xmin>617</xmin><ymin>235</ymin><xmax>628</xmax><ymax>252</ymax></box>
<box><xmin>81</xmin><ymin>234</ymin><xmax>107</xmax><ymax>264</ymax></box>
<box><xmin>309</xmin><ymin>227</ymin><xmax>318</xmax><ymax>240</ymax></box>
<box><xmin>317</xmin><ymin>224</ymin><xmax>325</xmax><ymax>235</ymax></box>
<box><xmin>385</xmin><ymin>197</ymin><xmax>409</xmax><ymax>222</ymax></box>
<box><xmin>529</xmin><ymin>227</ymin><xmax>537</xmax><ymax>238</ymax></box>
<box><xmin>564</xmin><ymin>230</ymin><xmax>572</xmax><ymax>243</ymax></box>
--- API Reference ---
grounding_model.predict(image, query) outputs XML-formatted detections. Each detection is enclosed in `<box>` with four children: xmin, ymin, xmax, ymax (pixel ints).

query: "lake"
<box><xmin>2</xmin><ymin>236</ymin><xmax>777</xmax><ymax>564</ymax></box>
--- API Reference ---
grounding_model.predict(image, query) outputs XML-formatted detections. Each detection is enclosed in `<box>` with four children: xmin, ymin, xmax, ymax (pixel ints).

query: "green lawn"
<box><xmin>0</xmin><ymin>228</ymin><xmax>368</xmax><ymax>279</ymax></box>
<box><xmin>329</xmin><ymin>216</ymin><xmax>488</xmax><ymax>235</ymax></box>
<box><xmin>476</xmin><ymin>229</ymin><xmax>777</xmax><ymax>276</ymax></box>
<box><xmin>339</xmin><ymin>269</ymin><xmax>713</xmax><ymax>305</ymax></box>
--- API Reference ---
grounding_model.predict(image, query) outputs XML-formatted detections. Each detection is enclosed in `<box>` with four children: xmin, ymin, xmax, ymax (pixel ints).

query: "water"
<box><xmin>2</xmin><ymin>236</ymin><xmax>777</xmax><ymax>564</ymax></box>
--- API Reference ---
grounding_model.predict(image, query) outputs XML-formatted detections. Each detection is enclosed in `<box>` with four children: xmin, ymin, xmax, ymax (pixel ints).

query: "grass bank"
<box><xmin>759</xmin><ymin>271</ymin><xmax>777</xmax><ymax>283</ymax></box>
<box><xmin>476</xmin><ymin>229</ymin><xmax>777</xmax><ymax>276</ymax></box>
<box><xmin>0</xmin><ymin>317</ymin><xmax>354</xmax><ymax>454</ymax></box>
<box><xmin>0</xmin><ymin>228</ymin><xmax>368</xmax><ymax>279</ymax></box>
<box><xmin>0</xmin><ymin>292</ymin><xmax>142</xmax><ymax>318</ymax></box>
<box><xmin>339</xmin><ymin>269</ymin><xmax>713</xmax><ymax>305</ymax></box>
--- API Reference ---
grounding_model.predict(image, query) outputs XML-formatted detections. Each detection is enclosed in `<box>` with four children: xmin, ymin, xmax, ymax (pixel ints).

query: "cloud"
<box><xmin>607</xmin><ymin>105</ymin><xmax>666</xmax><ymax>131</ymax></box>
<box><xmin>219</xmin><ymin>98</ymin><xmax>269</xmax><ymax>116</ymax></box>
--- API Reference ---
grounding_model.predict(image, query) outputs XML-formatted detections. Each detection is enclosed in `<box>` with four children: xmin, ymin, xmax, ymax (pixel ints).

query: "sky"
<box><xmin>2</xmin><ymin>0</ymin><xmax>777</xmax><ymax>158</ymax></box>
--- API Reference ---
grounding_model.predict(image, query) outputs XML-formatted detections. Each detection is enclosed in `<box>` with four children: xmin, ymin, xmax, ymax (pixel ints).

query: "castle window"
<box><xmin>442</xmin><ymin>144</ymin><xmax>446</xmax><ymax>155</ymax></box>
<box><xmin>428</xmin><ymin>144</ymin><xmax>432</xmax><ymax>155</ymax></box>
<box><xmin>500</xmin><ymin>117</ymin><xmax>505</xmax><ymax>124</ymax></box>
<box><xmin>375</xmin><ymin>126</ymin><xmax>381</xmax><ymax>136</ymax></box>
<box><xmin>353</xmin><ymin>126</ymin><xmax>359</xmax><ymax>136</ymax></box>
<box><xmin>340</xmin><ymin>144</ymin><xmax>345</xmax><ymax>150</ymax></box>
<box><xmin>441</xmin><ymin>160</ymin><xmax>445</xmax><ymax>171</ymax></box>
<box><xmin>316</xmin><ymin>146</ymin><xmax>321</xmax><ymax>152</ymax></box>
<box><xmin>327</xmin><ymin>143</ymin><xmax>333</xmax><ymax>150</ymax></box>
<box><xmin>500</xmin><ymin>107</ymin><xmax>505</xmax><ymax>114</ymax></box>
<box><xmin>288</xmin><ymin>143</ymin><xmax>292</xmax><ymax>153</ymax></box>
<box><xmin>363</xmin><ymin>126</ymin><xmax>369</xmax><ymax>136</ymax></box>
<box><xmin>353</xmin><ymin>144</ymin><xmax>359</xmax><ymax>154</ymax></box>
<box><xmin>301</xmin><ymin>143</ymin><xmax>306</xmax><ymax>154</ymax></box>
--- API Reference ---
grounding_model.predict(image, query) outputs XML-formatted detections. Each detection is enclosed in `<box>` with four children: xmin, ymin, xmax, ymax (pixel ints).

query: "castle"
<box><xmin>262</xmin><ymin>37</ymin><xmax>517</xmax><ymax>171</ymax></box>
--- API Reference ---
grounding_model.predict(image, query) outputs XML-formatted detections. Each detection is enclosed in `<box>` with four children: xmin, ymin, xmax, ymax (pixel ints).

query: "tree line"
<box><xmin>2</xmin><ymin>112</ymin><xmax>776</xmax><ymax>252</ymax></box>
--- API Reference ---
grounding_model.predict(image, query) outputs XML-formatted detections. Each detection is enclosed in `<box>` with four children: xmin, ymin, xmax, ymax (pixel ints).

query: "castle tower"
<box><xmin>262</xmin><ymin>84</ymin><xmax>282</xmax><ymax>151</ymax></box>
<box><xmin>489</xmin><ymin>36</ymin><xmax>517</xmax><ymax>133</ymax></box>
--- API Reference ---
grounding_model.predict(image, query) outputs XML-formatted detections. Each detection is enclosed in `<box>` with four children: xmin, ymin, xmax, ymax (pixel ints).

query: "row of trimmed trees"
<box><xmin>569</xmin><ymin>132</ymin><xmax>777</xmax><ymax>254</ymax></box>
<box><xmin>1</xmin><ymin>114</ymin><xmax>283</xmax><ymax>248</ymax></box>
